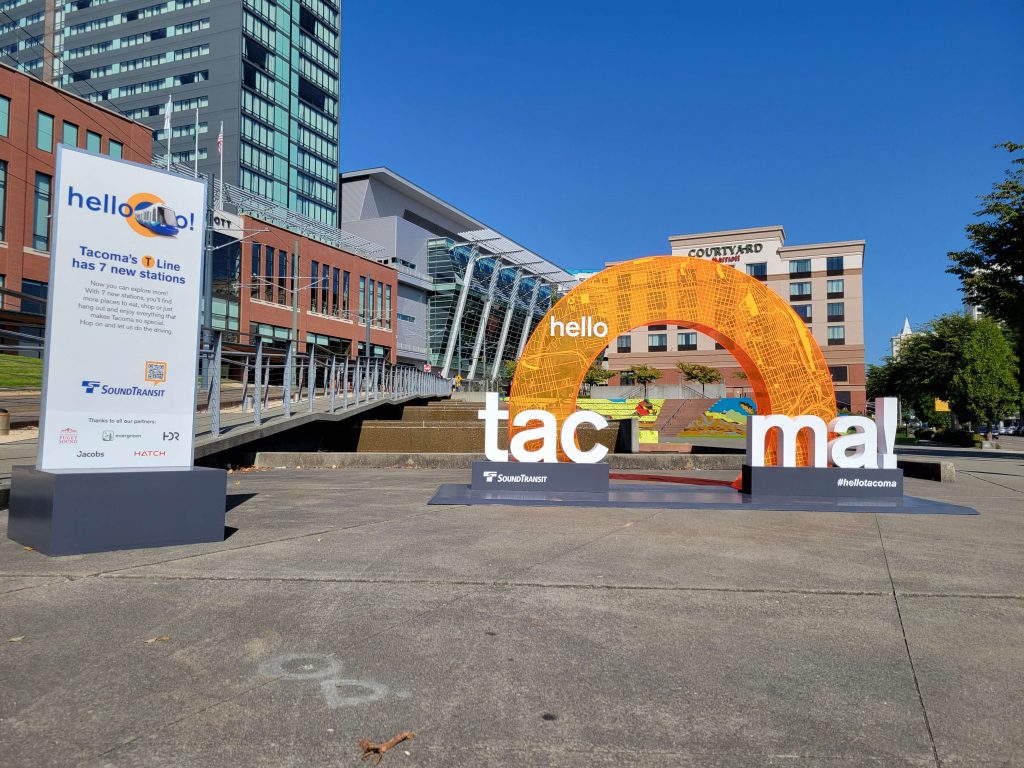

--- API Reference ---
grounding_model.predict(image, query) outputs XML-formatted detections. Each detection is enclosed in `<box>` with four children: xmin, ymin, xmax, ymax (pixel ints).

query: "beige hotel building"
<box><xmin>605</xmin><ymin>226</ymin><xmax>866</xmax><ymax>413</ymax></box>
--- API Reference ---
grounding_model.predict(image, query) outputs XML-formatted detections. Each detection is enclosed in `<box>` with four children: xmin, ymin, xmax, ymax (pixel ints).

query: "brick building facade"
<box><xmin>0</xmin><ymin>63</ymin><xmax>152</xmax><ymax>324</ymax></box>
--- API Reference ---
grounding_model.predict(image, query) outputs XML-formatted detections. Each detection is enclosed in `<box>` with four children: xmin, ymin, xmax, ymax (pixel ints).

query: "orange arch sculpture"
<box><xmin>509</xmin><ymin>256</ymin><xmax>836</xmax><ymax>464</ymax></box>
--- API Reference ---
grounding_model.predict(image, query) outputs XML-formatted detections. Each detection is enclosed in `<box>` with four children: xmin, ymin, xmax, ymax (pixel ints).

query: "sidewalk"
<box><xmin>1</xmin><ymin>465</ymin><xmax>1021</xmax><ymax>766</ymax></box>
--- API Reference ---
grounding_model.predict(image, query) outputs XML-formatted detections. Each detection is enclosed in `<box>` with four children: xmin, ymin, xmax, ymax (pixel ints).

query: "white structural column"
<box><xmin>467</xmin><ymin>259</ymin><xmax>504</xmax><ymax>381</ymax></box>
<box><xmin>515</xmin><ymin>279</ymin><xmax>545</xmax><ymax>359</ymax></box>
<box><xmin>440</xmin><ymin>248</ymin><xmax>481</xmax><ymax>378</ymax></box>
<box><xmin>490</xmin><ymin>268</ymin><xmax>524</xmax><ymax>382</ymax></box>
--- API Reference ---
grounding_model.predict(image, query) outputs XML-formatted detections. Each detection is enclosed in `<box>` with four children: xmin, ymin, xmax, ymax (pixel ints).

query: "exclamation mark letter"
<box><xmin>875</xmin><ymin>397</ymin><xmax>897</xmax><ymax>469</ymax></box>
<box><xmin>190</xmin><ymin>212</ymin><xmax>195</xmax><ymax>231</ymax></box>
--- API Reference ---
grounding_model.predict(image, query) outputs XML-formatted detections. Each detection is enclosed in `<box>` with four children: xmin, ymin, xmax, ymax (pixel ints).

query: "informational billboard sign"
<box><xmin>38</xmin><ymin>146</ymin><xmax>206</xmax><ymax>470</ymax></box>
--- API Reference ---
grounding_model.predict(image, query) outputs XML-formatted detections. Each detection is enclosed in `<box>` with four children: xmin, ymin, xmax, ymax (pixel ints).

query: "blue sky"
<box><xmin>341</xmin><ymin>1</ymin><xmax>1023</xmax><ymax>365</ymax></box>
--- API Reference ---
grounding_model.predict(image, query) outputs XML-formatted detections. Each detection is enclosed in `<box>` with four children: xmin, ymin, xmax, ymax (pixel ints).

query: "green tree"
<box><xmin>585</xmin><ymin>364</ymin><xmax>614</xmax><ymax>393</ymax></box>
<box><xmin>676</xmin><ymin>362</ymin><xmax>723</xmax><ymax>395</ymax></box>
<box><xmin>500</xmin><ymin>359</ymin><xmax>518</xmax><ymax>382</ymax></box>
<box><xmin>866</xmin><ymin>313</ymin><xmax>1018</xmax><ymax>433</ymax></box>
<box><xmin>627</xmin><ymin>364</ymin><xmax>661</xmax><ymax>398</ymax></box>
<box><xmin>947</xmin><ymin>143</ymin><xmax>1024</xmax><ymax>350</ymax></box>
<box><xmin>949</xmin><ymin>318</ymin><xmax>1019</xmax><ymax>437</ymax></box>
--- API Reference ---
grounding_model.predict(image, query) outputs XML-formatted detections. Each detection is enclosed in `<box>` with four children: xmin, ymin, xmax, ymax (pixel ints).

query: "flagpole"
<box><xmin>217</xmin><ymin>120</ymin><xmax>224</xmax><ymax>209</ymax></box>
<box><xmin>164</xmin><ymin>94</ymin><xmax>172</xmax><ymax>170</ymax></box>
<box><xmin>193</xmin><ymin>107</ymin><xmax>199</xmax><ymax>177</ymax></box>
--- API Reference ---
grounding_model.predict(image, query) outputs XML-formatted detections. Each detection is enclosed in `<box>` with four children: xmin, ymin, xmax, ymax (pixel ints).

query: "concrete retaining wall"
<box><xmin>898</xmin><ymin>458</ymin><xmax>956</xmax><ymax>483</ymax></box>
<box><xmin>355</xmin><ymin>421</ymin><xmax>622</xmax><ymax>454</ymax></box>
<box><xmin>253</xmin><ymin>452</ymin><xmax>745</xmax><ymax>470</ymax></box>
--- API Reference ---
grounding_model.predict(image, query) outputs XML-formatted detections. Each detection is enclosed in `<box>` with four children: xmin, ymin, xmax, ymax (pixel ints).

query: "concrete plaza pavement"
<box><xmin>0</xmin><ymin>459</ymin><xmax>1022</xmax><ymax>766</ymax></box>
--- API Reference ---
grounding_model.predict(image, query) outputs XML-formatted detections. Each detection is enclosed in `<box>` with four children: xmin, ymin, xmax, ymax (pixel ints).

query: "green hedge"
<box><xmin>932</xmin><ymin>429</ymin><xmax>983</xmax><ymax>447</ymax></box>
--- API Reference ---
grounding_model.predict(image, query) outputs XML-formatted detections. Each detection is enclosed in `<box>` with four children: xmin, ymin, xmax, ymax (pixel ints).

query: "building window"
<box><xmin>620</xmin><ymin>370</ymin><xmax>636</xmax><ymax>386</ymax></box>
<box><xmin>827</xmin><ymin>302</ymin><xmax>845</xmax><ymax>322</ymax></box>
<box><xmin>109</xmin><ymin>139</ymin><xmax>122</xmax><ymax>159</ymax></box>
<box><xmin>277</xmin><ymin>249</ymin><xmax>287</xmax><ymax>305</ymax></box>
<box><xmin>648</xmin><ymin>324</ymin><xmax>667</xmax><ymax>331</ymax></box>
<box><xmin>331</xmin><ymin>267</ymin><xmax>340</xmax><ymax>317</ymax></box>
<box><xmin>835</xmin><ymin>390</ymin><xmax>852</xmax><ymax>412</ymax></box>
<box><xmin>33</xmin><ymin>172</ymin><xmax>51</xmax><ymax>251</ymax></box>
<box><xmin>0</xmin><ymin>96</ymin><xmax>9</xmax><ymax>137</ymax></box>
<box><xmin>375</xmin><ymin>281</ymin><xmax>383</xmax><ymax>326</ymax></box>
<box><xmin>21</xmin><ymin>278</ymin><xmax>48</xmax><ymax>315</ymax></box>
<box><xmin>250</xmin><ymin>243</ymin><xmax>260</xmax><ymax>299</ymax></box>
<box><xmin>397</xmin><ymin>313</ymin><xmax>415</xmax><ymax>323</ymax></box>
<box><xmin>36</xmin><ymin>111</ymin><xmax>54</xmax><ymax>152</ymax></box>
<box><xmin>385</xmin><ymin>284</ymin><xmax>392</xmax><ymax>329</ymax></box>
<box><xmin>86</xmin><ymin>130</ymin><xmax>101</xmax><ymax>153</ymax></box>
<box><xmin>62</xmin><ymin>121</ymin><xmax>78</xmax><ymax>146</ymax></box>
<box><xmin>789</xmin><ymin>259</ymin><xmax>812</xmax><ymax>279</ymax></box>
<box><xmin>827</xmin><ymin>279</ymin><xmax>844</xmax><ymax>299</ymax></box>
<box><xmin>677</xmin><ymin>331</ymin><xmax>697</xmax><ymax>351</ymax></box>
<box><xmin>0</xmin><ymin>160</ymin><xmax>6</xmax><ymax>241</ymax></box>
<box><xmin>321</xmin><ymin>263</ymin><xmax>330</xmax><ymax>315</ymax></box>
<box><xmin>791</xmin><ymin>304</ymin><xmax>812</xmax><ymax>323</ymax></box>
<box><xmin>829</xmin><ymin>365</ymin><xmax>849</xmax><ymax>382</ymax></box>
<box><xmin>616</xmin><ymin>335</ymin><xmax>631</xmax><ymax>353</ymax></box>
<box><xmin>828</xmin><ymin>326</ymin><xmax>846</xmax><ymax>345</ymax></box>
<box><xmin>789</xmin><ymin>281</ymin><xmax>812</xmax><ymax>300</ymax></box>
<box><xmin>715</xmin><ymin>342</ymin><xmax>726</xmax><ymax>350</ymax></box>
<box><xmin>746</xmin><ymin>262</ymin><xmax>767</xmax><ymax>281</ymax></box>
<box><xmin>262</xmin><ymin>244</ymin><xmax>273</xmax><ymax>302</ymax></box>
<box><xmin>359</xmin><ymin>275</ymin><xmax>365</xmax><ymax>322</ymax></box>
<box><xmin>342</xmin><ymin>270</ymin><xmax>350</xmax><ymax>318</ymax></box>
<box><xmin>648</xmin><ymin>333</ymin><xmax>667</xmax><ymax>352</ymax></box>
<box><xmin>827</xmin><ymin>256</ymin><xmax>843</xmax><ymax>276</ymax></box>
<box><xmin>310</xmin><ymin>259</ymin><xmax>319</xmax><ymax>311</ymax></box>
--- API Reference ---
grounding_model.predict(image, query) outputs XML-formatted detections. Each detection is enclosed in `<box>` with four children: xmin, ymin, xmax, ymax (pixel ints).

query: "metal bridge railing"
<box><xmin>0</xmin><ymin>317</ymin><xmax>451</xmax><ymax>438</ymax></box>
<box><xmin>197</xmin><ymin>327</ymin><xmax>451</xmax><ymax>437</ymax></box>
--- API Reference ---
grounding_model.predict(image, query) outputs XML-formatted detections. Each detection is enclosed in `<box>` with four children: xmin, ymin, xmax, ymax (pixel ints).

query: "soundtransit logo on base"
<box><xmin>484</xmin><ymin>472</ymin><xmax>548</xmax><ymax>484</ymax></box>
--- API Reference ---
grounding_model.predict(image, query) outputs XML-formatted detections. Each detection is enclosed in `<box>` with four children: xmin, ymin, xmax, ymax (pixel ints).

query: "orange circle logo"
<box><xmin>509</xmin><ymin>256</ymin><xmax>836</xmax><ymax>465</ymax></box>
<box><xmin>141</xmin><ymin>255</ymin><xmax>155</xmax><ymax>268</ymax></box>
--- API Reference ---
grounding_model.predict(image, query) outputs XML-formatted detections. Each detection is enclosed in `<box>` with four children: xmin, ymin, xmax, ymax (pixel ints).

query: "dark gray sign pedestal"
<box><xmin>741</xmin><ymin>464</ymin><xmax>904</xmax><ymax>498</ymax></box>
<box><xmin>7</xmin><ymin>466</ymin><xmax>227</xmax><ymax>556</ymax></box>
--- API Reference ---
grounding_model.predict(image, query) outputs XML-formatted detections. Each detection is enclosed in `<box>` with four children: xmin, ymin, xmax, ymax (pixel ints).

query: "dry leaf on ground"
<box><xmin>358</xmin><ymin>731</ymin><xmax>415</xmax><ymax>764</ymax></box>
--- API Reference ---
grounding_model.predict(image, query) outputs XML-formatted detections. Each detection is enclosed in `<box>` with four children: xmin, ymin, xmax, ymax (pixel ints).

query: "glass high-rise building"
<box><xmin>0</xmin><ymin>0</ymin><xmax>341</xmax><ymax>225</ymax></box>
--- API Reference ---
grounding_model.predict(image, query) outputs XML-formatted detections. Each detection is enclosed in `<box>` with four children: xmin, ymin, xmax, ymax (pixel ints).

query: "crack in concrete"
<box><xmin>875</xmin><ymin>513</ymin><xmax>942</xmax><ymax>768</ymax></box>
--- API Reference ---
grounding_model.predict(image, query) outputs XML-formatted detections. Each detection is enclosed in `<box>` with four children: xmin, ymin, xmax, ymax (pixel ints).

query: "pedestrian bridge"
<box><xmin>0</xmin><ymin>327</ymin><xmax>450</xmax><ymax>479</ymax></box>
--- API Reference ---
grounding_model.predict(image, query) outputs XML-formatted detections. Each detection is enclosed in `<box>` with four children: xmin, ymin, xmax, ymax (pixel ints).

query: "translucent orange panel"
<box><xmin>509</xmin><ymin>256</ymin><xmax>836</xmax><ymax>464</ymax></box>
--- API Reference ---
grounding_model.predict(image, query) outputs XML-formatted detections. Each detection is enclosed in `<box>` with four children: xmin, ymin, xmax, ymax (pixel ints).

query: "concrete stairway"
<box><xmin>650</xmin><ymin>398</ymin><xmax>717</xmax><ymax>436</ymax></box>
<box><xmin>356</xmin><ymin>400</ymin><xmax>623</xmax><ymax>454</ymax></box>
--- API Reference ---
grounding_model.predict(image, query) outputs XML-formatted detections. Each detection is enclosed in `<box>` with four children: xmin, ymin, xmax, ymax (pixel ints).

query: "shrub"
<box><xmin>915</xmin><ymin>429</ymin><xmax>935</xmax><ymax>440</ymax></box>
<box><xmin>933</xmin><ymin>429</ymin><xmax>983</xmax><ymax>447</ymax></box>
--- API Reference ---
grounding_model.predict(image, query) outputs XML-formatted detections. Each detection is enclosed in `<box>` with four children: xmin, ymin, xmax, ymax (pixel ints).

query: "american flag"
<box><xmin>217</xmin><ymin>121</ymin><xmax>223</xmax><ymax>157</ymax></box>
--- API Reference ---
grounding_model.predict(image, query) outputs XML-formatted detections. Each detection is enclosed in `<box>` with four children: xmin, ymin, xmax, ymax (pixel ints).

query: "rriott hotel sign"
<box><xmin>686</xmin><ymin>242</ymin><xmax>764</xmax><ymax>264</ymax></box>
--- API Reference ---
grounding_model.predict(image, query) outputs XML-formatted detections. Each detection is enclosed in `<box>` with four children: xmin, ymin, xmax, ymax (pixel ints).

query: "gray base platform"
<box><xmin>7</xmin><ymin>466</ymin><xmax>228</xmax><ymax>556</ymax></box>
<box><xmin>429</xmin><ymin>481</ymin><xmax>977</xmax><ymax>515</ymax></box>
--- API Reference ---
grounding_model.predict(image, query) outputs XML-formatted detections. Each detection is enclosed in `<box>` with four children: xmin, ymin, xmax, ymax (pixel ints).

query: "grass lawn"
<box><xmin>0</xmin><ymin>354</ymin><xmax>43</xmax><ymax>389</ymax></box>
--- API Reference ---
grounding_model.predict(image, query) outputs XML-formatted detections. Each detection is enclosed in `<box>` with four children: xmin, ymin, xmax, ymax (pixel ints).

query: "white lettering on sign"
<box><xmin>744</xmin><ymin>397</ymin><xmax>898</xmax><ymax>470</ymax></box>
<box><xmin>549</xmin><ymin>316</ymin><xmax>608</xmax><ymax>338</ymax></box>
<box><xmin>478</xmin><ymin>392</ymin><xmax>609</xmax><ymax>463</ymax></box>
